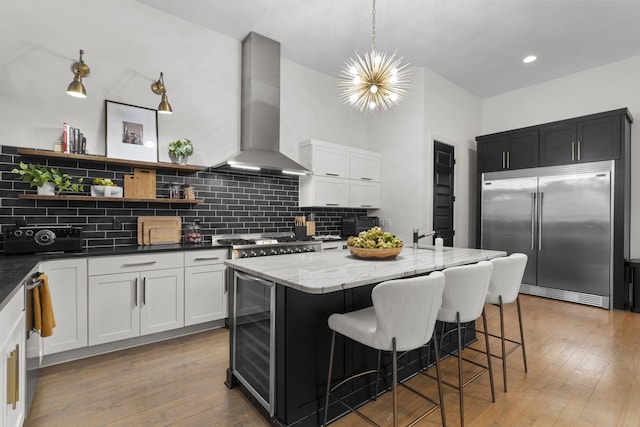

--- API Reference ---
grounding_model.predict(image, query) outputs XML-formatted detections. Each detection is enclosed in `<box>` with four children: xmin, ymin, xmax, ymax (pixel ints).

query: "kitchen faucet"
<box><xmin>412</xmin><ymin>227</ymin><xmax>436</xmax><ymax>249</ymax></box>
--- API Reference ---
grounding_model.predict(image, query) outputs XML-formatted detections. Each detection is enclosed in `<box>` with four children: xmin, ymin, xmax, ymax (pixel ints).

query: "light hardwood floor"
<box><xmin>24</xmin><ymin>295</ymin><xmax>640</xmax><ymax>426</ymax></box>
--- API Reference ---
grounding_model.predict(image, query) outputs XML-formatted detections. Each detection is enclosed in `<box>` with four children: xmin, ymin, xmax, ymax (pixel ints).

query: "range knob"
<box><xmin>270</xmin><ymin>248</ymin><xmax>279</xmax><ymax>256</ymax></box>
<box><xmin>278</xmin><ymin>248</ymin><xmax>287</xmax><ymax>255</ymax></box>
<box><xmin>294</xmin><ymin>247</ymin><xmax>302</xmax><ymax>253</ymax></box>
<box><xmin>240</xmin><ymin>252</ymin><xmax>250</xmax><ymax>258</ymax></box>
<box><xmin>259</xmin><ymin>249</ymin><xmax>267</xmax><ymax>256</ymax></box>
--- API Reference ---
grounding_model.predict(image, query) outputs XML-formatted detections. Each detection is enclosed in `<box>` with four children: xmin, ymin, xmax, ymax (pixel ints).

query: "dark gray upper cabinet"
<box><xmin>477</xmin><ymin>129</ymin><xmax>538</xmax><ymax>172</ymax></box>
<box><xmin>539</xmin><ymin>113</ymin><xmax>621</xmax><ymax>166</ymax></box>
<box><xmin>478</xmin><ymin>109</ymin><xmax>630</xmax><ymax>172</ymax></box>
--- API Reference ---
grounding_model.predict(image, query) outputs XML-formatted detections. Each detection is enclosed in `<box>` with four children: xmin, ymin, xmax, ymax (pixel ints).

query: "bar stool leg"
<box><xmin>392</xmin><ymin>337</ymin><xmax>398</xmax><ymax>427</ymax></box>
<box><xmin>323</xmin><ymin>331</ymin><xmax>336</xmax><ymax>427</ymax></box>
<box><xmin>517</xmin><ymin>296</ymin><xmax>528</xmax><ymax>373</ymax></box>
<box><xmin>456</xmin><ymin>312</ymin><xmax>465</xmax><ymax>427</ymax></box>
<box><xmin>432</xmin><ymin>332</ymin><xmax>447</xmax><ymax>427</ymax></box>
<box><xmin>482</xmin><ymin>307</ymin><xmax>496</xmax><ymax>402</ymax></box>
<box><xmin>499</xmin><ymin>296</ymin><xmax>508</xmax><ymax>392</ymax></box>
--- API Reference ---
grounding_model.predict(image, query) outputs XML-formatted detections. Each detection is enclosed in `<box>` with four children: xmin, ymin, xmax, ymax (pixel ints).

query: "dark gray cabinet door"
<box><xmin>539</xmin><ymin>122</ymin><xmax>576</xmax><ymax>166</ymax></box>
<box><xmin>577</xmin><ymin>115</ymin><xmax>621</xmax><ymax>162</ymax></box>
<box><xmin>477</xmin><ymin>135</ymin><xmax>508</xmax><ymax>172</ymax></box>
<box><xmin>540</xmin><ymin>114</ymin><xmax>621</xmax><ymax>166</ymax></box>
<box><xmin>509</xmin><ymin>130</ymin><xmax>539</xmax><ymax>169</ymax></box>
<box><xmin>478</xmin><ymin>130</ymin><xmax>538</xmax><ymax>172</ymax></box>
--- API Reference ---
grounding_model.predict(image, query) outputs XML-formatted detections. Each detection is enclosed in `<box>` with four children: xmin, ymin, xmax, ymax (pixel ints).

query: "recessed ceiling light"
<box><xmin>523</xmin><ymin>55</ymin><xmax>537</xmax><ymax>64</ymax></box>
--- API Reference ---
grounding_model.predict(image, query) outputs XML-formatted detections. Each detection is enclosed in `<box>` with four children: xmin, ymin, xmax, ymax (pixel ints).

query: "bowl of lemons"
<box><xmin>347</xmin><ymin>226</ymin><xmax>403</xmax><ymax>260</ymax></box>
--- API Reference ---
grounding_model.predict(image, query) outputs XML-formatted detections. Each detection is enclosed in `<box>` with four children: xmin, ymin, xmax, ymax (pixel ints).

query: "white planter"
<box><xmin>91</xmin><ymin>185</ymin><xmax>123</xmax><ymax>197</ymax></box>
<box><xmin>37</xmin><ymin>182</ymin><xmax>55</xmax><ymax>195</ymax></box>
<box><xmin>170</xmin><ymin>154</ymin><xmax>189</xmax><ymax>165</ymax></box>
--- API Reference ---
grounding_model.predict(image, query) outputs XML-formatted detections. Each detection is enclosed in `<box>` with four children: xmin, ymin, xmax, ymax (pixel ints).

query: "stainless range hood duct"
<box><xmin>212</xmin><ymin>32</ymin><xmax>310</xmax><ymax>175</ymax></box>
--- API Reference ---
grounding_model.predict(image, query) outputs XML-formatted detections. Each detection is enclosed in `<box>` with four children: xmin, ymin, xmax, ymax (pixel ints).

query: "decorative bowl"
<box><xmin>91</xmin><ymin>185</ymin><xmax>123</xmax><ymax>197</ymax></box>
<box><xmin>348</xmin><ymin>245</ymin><xmax>402</xmax><ymax>260</ymax></box>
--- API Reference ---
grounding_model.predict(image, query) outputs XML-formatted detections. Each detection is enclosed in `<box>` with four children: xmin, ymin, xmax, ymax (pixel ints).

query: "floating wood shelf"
<box><xmin>17</xmin><ymin>148</ymin><xmax>204</xmax><ymax>173</ymax></box>
<box><xmin>18</xmin><ymin>194</ymin><xmax>203</xmax><ymax>204</ymax></box>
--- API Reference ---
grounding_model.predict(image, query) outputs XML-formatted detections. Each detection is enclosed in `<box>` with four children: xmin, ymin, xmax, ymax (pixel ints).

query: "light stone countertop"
<box><xmin>224</xmin><ymin>246</ymin><xmax>507</xmax><ymax>294</ymax></box>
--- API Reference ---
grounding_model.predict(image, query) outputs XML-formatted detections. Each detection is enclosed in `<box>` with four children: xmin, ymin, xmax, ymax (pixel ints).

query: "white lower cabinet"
<box><xmin>40</xmin><ymin>259</ymin><xmax>88</xmax><ymax>355</ymax></box>
<box><xmin>184</xmin><ymin>249</ymin><xmax>228</xmax><ymax>326</ymax></box>
<box><xmin>1</xmin><ymin>289</ymin><xmax>26</xmax><ymax>427</ymax></box>
<box><xmin>88</xmin><ymin>254</ymin><xmax>184</xmax><ymax>346</ymax></box>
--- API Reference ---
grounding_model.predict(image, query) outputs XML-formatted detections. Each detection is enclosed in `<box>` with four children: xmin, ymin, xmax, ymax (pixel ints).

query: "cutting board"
<box><xmin>137</xmin><ymin>216</ymin><xmax>181</xmax><ymax>245</ymax></box>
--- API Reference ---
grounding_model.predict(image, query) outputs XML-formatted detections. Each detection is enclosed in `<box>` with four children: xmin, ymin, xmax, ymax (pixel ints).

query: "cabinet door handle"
<box><xmin>360</xmin><ymin>177</ymin><xmax>373</xmax><ymax>181</ymax></box>
<box><xmin>122</xmin><ymin>261</ymin><xmax>157</xmax><ymax>268</ymax></box>
<box><xmin>6</xmin><ymin>345</ymin><xmax>19</xmax><ymax>409</ymax></box>
<box><xmin>507</xmin><ymin>151</ymin><xmax>510</xmax><ymax>169</ymax></box>
<box><xmin>571</xmin><ymin>142</ymin><xmax>575</xmax><ymax>161</ymax></box>
<box><xmin>360</xmin><ymin>204</ymin><xmax>373</xmax><ymax>208</ymax></box>
<box><xmin>325</xmin><ymin>203</ymin><xmax>339</xmax><ymax>206</ymax></box>
<box><xmin>193</xmin><ymin>256</ymin><xmax>220</xmax><ymax>262</ymax></box>
<box><xmin>134</xmin><ymin>277</ymin><xmax>138</xmax><ymax>307</ymax></box>
<box><xmin>502</xmin><ymin>151</ymin><xmax>506</xmax><ymax>169</ymax></box>
<box><xmin>142</xmin><ymin>277</ymin><xmax>146</xmax><ymax>306</ymax></box>
<box><xmin>577</xmin><ymin>141</ymin><xmax>581</xmax><ymax>160</ymax></box>
<box><xmin>325</xmin><ymin>173</ymin><xmax>339</xmax><ymax>177</ymax></box>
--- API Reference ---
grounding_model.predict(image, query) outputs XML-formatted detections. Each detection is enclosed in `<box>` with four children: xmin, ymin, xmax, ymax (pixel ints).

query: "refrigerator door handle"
<box><xmin>531</xmin><ymin>192</ymin><xmax>537</xmax><ymax>250</ymax></box>
<box><xmin>538</xmin><ymin>192</ymin><xmax>544</xmax><ymax>250</ymax></box>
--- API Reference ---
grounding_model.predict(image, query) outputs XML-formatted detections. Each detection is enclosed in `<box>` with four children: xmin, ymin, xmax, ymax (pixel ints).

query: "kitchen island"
<box><xmin>224</xmin><ymin>246</ymin><xmax>506</xmax><ymax>426</ymax></box>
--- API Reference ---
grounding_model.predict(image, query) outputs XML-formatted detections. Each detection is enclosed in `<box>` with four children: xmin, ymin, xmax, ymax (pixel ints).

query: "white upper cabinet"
<box><xmin>349</xmin><ymin>151</ymin><xmax>381</xmax><ymax>182</ymax></box>
<box><xmin>299</xmin><ymin>143</ymin><xmax>349</xmax><ymax>179</ymax></box>
<box><xmin>298</xmin><ymin>140</ymin><xmax>381</xmax><ymax>208</ymax></box>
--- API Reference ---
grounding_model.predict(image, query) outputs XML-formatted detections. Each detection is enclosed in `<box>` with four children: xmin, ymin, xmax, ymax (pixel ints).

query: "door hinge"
<box><xmin>452</xmin><ymin>196</ymin><xmax>456</xmax><ymax>202</ymax></box>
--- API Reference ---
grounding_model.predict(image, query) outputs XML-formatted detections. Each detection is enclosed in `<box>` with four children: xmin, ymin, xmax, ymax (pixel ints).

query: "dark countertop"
<box><xmin>0</xmin><ymin>243</ymin><xmax>229</xmax><ymax>312</ymax></box>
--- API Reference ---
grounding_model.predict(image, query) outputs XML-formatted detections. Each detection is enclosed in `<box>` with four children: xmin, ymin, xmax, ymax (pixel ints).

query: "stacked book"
<box><xmin>62</xmin><ymin>121</ymin><xmax>87</xmax><ymax>154</ymax></box>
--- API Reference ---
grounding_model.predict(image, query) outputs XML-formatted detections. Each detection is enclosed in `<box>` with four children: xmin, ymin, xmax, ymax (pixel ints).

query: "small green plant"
<box><xmin>12</xmin><ymin>162</ymin><xmax>84</xmax><ymax>192</ymax></box>
<box><xmin>92</xmin><ymin>177</ymin><xmax>116</xmax><ymax>186</ymax></box>
<box><xmin>168</xmin><ymin>138</ymin><xmax>194</xmax><ymax>158</ymax></box>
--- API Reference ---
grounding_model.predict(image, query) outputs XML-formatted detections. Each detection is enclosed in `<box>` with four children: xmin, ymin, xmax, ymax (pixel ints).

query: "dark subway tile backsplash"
<box><xmin>0</xmin><ymin>145</ymin><xmax>367</xmax><ymax>250</ymax></box>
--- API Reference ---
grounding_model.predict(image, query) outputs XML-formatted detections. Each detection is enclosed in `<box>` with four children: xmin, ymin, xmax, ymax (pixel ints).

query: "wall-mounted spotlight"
<box><xmin>151</xmin><ymin>72</ymin><xmax>173</xmax><ymax>114</ymax></box>
<box><xmin>66</xmin><ymin>49</ymin><xmax>90</xmax><ymax>98</ymax></box>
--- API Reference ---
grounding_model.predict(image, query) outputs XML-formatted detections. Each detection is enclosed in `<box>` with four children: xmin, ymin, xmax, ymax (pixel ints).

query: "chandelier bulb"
<box><xmin>370</xmin><ymin>85</ymin><xmax>378</xmax><ymax>94</ymax></box>
<box><xmin>389</xmin><ymin>75</ymin><xmax>398</xmax><ymax>84</ymax></box>
<box><xmin>389</xmin><ymin>93</ymin><xmax>399</xmax><ymax>102</ymax></box>
<box><xmin>350</xmin><ymin>94</ymin><xmax>358</xmax><ymax>103</ymax></box>
<box><xmin>353</xmin><ymin>76</ymin><xmax>361</xmax><ymax>85</ymax></box>
<box><xmin>349</xmin><ymin>66</ymin><xmax>358</xmax><ymax>75</ymax></box>
<box><xmin>369</xmin><ymin>101</ymin><xmax>377</xmax><ymax>110</ymax></box>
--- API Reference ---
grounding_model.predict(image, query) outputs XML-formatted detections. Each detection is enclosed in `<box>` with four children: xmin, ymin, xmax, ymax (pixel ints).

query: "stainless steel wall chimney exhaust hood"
<box><xmin>212</xmin><ymin>32</ymin><xmax>310</xmax><ymax>175</ymax></box>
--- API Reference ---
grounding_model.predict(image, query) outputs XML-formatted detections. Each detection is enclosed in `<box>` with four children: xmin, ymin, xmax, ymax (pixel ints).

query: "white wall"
<box><xmin>368</xmin><ymin>68</ymin><xmax>482</xmax><ymax>246</ymax></box>
<box><xmin>482</xmin><ymin>55</ymin><xmax>640</xmax><ymax>256</ymax></box>
<box><xmin>0</xmin><ymin>0</ymin><xmax>365</xmax><ymax>168</ymax></box>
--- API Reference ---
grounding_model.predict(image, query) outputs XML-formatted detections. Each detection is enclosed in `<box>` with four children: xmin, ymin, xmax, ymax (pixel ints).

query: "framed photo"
<box><xmin>105</xmin><ymin>100</ymin><xmax>158</xmax><ymax>163</ymax></box>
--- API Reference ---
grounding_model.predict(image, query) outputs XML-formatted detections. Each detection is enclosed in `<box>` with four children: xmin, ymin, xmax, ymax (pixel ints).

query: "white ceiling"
<box><xmin>137</xmin><ymin>0</ymin><xmax>640</xmax><ymax>98</ymax></box>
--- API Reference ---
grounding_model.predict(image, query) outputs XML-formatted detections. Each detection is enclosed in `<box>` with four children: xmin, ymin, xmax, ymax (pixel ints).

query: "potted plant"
<box><xmin>12</xmin><ymin>162</ymin><xmax>83</xmax><ymax>195</ymax></box>
<box><xmin>90</xmin><ymin>177</ymin><xmax>123</xmax><ymax>197</ymax></box>
<box><xmin>168</xmin><ymin>138</ymin><xmax>193</xmax><ymax>165</ymax></box>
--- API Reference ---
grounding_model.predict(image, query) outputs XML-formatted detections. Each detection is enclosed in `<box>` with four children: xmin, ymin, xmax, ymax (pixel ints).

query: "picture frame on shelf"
<box><xmin>105</xmin><ymin>100</ymin><xmax>158</xmax><ymax>163</ymax></box>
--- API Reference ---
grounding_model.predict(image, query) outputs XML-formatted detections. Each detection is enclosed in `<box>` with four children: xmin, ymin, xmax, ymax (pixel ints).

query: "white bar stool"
<box><xmin>485</xmin><ymin>253</ymin><xmax>528</xmax><ymax>392</ymax></box>
<box><xmin>432</xmin><ymin>260</ymin><xmax>495</xmax><ymax>427</ymax></box>
<box><xmin>323</xmin><ymin>272</ymin><xmax>447</xmax><ymax>427</ymax></box>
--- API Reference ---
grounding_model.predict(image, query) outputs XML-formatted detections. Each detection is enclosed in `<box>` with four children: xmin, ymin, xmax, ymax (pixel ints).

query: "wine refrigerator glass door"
<box><xmin>232</xmin><ymin>270</ymin><xmax>275</xmax><ymax>415</ymax></box>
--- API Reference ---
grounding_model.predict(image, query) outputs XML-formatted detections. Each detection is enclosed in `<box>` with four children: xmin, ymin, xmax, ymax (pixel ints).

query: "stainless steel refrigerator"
<box><xmin>481</xmin><ymin>161</ymin><xmax>613</xmax><ymax>308</ymax></box>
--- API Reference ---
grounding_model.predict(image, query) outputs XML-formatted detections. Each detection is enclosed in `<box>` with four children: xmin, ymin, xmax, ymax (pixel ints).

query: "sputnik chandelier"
<box><xmin>339</xmin><ymin>0</ymin><xmax>410</xmax><ymax>112</ymax></box>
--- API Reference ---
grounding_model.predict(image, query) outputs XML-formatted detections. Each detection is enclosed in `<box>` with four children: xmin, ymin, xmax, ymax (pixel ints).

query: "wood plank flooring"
<box><xmin>24</xmin><ymin>295</ymin><xmax>640</xmax><ymax>426</ymax></box>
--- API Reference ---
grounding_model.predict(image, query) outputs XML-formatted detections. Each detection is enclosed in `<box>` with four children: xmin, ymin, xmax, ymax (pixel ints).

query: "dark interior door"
<box><xmin>433</xmin><ymin>141</ymin><xmax>455</xmax><ymax>246</ymax></box>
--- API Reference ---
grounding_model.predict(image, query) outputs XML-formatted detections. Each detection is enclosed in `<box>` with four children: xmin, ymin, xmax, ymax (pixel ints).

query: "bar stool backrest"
<box><xmin>371</xmin><ymin>272</ymin><xmax>445</xmax><ymax>352</ymax></box>
<box><xmin>486</xmin><ymin>253</ymin><xmax>528</xmax><ymax>305</ymax></box>
<box><xmin>439</xmin><ymin>261</ymin><xmax>494</xmax><ymax>323</ymax></box>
